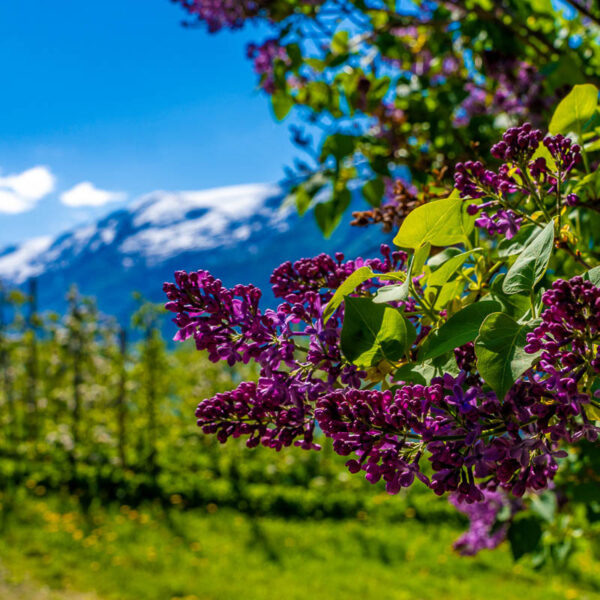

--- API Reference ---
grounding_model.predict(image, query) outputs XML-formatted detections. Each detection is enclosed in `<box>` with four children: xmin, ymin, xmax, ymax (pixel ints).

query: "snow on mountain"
<box><xmin>0</xmin><ymin>236</ymin><xmax>53</xmax><ymax>283</ymax></box>
<box><xmin>0</xmin><ymin>183</ymin><xmax>385</xmax><ymax>322</ymax></box>
<box><xmin>121</xmin><ymin>184</ymin><xmax>288</xmax><ymax>263</ymax></box>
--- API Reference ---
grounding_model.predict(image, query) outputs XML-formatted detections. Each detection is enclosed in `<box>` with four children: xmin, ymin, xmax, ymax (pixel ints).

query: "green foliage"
<box><xmin>418</xmin><ymin>301</ymin><xmax>502</xmax><ymax>362</ymax></box>
<box><xmin>584</xmin><ymin>265</ymin><xmax>600</xmax><ymax>286</ymax></box>
<box><xmin>497</xmin><ymin>225</ymin><xmax>540</xmax><ymax>258</ymax></box>
<box><xmin>548</xmin><ymin>83</ymin><xmax>598</xmax><ymax>138</ymax></box>
<box><xmin>508</xmin><ymin>515</ymin><xmax>544</xmax><ymax>561</ymax></box>
<box><xmin>323</xmin><ymin>267</ymin><xmax>405</xmax><ymax>324</ymax></box>
<box><xmin>362</xmin><ymin>177</ymin><xmax>385</xmax><ymax>207</ymax></box>
<box><xmin>426</xmin><ymin>250</ymin><xmax>477</xmax><ymax>288</ymax></box>
<box><xmin>373</xmin><ymin>243</ymin><xmax>429</xmax><ymax>305</ymax></box>
<box><xmin>395</xmin><ymin>353</ymin><xmax>459</xmax><ymax>385</ymax></box>
<box><xmin>314</xmin><ymin>188</ymin><xmax>351</xmax><ymax>237</ymax></box>
<box><xmin>502</xmin><ymin>221</ymin><xmax>555</xmax><ymax>295</ymax></box>
<box><xmin>244</xmin><ymin>0</ymin><xmax>600</xmax><ymax>234</ymax></box>
<box><xmin>393</xmin><ymin>193</ymin><xmax>474</xmax><ymax>249</ymax></box>
<box><xmin>271</xmin><ymin>92</ymin><xmax>294</xmax><ymax>120</ymax></box>
<box><xmin>475</xmin><ymin>313</ymin><xmax>541</xmax><ymax>401</ymax></box>
<box><xmin>341</xmin><ymin>297</ymin><xmax>415</xmax><ymax>367</ymax></box>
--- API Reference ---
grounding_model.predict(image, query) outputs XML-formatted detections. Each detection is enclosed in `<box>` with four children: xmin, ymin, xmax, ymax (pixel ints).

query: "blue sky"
<box><xmin>0</xmin><ymin>1</ymin><xmax>297</xmax><ymax>246</ymax></box>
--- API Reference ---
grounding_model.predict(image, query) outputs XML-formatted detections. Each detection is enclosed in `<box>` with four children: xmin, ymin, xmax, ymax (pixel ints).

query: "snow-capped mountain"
<box><xmin>0</xmin><ymin>183</ymin><xmax>385</xmax><ymax>322</ymax></box>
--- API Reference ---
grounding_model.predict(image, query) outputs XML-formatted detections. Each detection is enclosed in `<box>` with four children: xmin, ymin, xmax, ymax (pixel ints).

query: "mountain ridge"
<box><xmin>0</xmin><ymin>183</ymin><xmax>385</xmax><ymax>322</ymax></box>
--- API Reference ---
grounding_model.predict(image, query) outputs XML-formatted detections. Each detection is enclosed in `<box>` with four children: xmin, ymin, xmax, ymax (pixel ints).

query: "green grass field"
<box><xmin>0</xmin><ymin>491</ymin><xmax>598</xmax><ymax>600</ymax></box>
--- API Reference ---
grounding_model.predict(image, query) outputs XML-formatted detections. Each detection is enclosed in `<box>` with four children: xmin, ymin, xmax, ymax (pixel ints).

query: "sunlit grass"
<box><xmin>0</xmin><ymin>492</ymin><xmax>598</xmax><ymax>600</ymax></box>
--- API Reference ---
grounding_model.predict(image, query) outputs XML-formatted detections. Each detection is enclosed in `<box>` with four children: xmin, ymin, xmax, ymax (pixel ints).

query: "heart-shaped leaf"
<box><xmin>393</xmin><ymin>192</ymin><xmax>474</xmax><ymax>249</ymax></box>
<box><xmin>341</xmin><ymin>297</ymin><xmax>416</xmax><ymax>367</ymax></box>
<box><xmin>419</xmin><ymin>300</ymin><xmax>502</xmax><ymax>361</ymax></box>
<box><xmin>475</xmin><ymin>313</ymin><xmax>542</xmax><ymax>400</ymax></box>
<box><xmin>502</xmin><ymin>221</ymin><xmax>554</xmax><ymax>295</ymax></box>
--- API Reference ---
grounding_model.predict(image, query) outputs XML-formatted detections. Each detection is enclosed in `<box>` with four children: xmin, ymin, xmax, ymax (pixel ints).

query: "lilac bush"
<box><xmin>166</xmin><ymin>84</ymin><xmax>600</xmax><ymax>559</ymax></box>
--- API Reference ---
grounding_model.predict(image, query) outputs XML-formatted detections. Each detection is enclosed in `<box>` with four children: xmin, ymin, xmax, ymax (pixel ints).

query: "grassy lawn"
<box><xmin>0</xmin><ymin>492</ymin><xmax>598</xmax><ymax>600</ymax></box>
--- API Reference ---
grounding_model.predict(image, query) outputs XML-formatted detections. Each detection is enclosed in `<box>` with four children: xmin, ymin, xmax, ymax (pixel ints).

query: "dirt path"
<box><xmin>0</xmin><ymin>564</ymin><xmax>99</xmax><ymax>600</ymax></box>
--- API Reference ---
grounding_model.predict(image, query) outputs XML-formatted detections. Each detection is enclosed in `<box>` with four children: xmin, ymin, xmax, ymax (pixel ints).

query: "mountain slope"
<box><xmin>0</xmin><ymin>183</ymin><xmax>386</xmax><ymax>322</ymax></box>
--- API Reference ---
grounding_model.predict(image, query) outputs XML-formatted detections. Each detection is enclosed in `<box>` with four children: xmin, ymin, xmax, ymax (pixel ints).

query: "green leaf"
<box><xmin>549</xmin><ymin>84</ymin><xmax>598</xmax><ymax>137</ymax></box>
<box><xmin>331</xmin><ymin>30</ymin><xmax>349</xmax><ymax>54</ymax></box>
<box><xmin>502</xmin><ymin>221</ymin><xmax>554</xmax><ymax>295</ymax></box>
<box><xmin>323</xmin><ymin>266</ymin><xmax>375</xmax><ymax>323</ymax></box>
<box><xmin>393</xmin><ymin>192</ymin><xmax>474</xmax><ymax>249</ymax></box>
<box><xmin>418</xmin><ymin>301</ymin><xmax>502</xmax><ymax>361</ymax></box>
<box><xmin>508</xmin><ymin>516</ymin><xmax>543</xmax><ymax>561</ymax></box>
<box><xmin>413</xmin><ymin>242</ymin><xmax>431</xmax><ymax>276</ymax></box>
<box><xmin>320</xmin><ymin>134</ymin><xmax>356</xmax><ymax>162</ymax></box>
<box><xmin>529</xmin><ymin>0</ymin><xmax>553</xmax><ymax>13</ymax></box>
<box><xmin>586</xmin><ymin>137</ymin><xmax>600</xmax><ymax>152</ymax></box>
<box><xmin>433</xmin><ymin>278</ymin><xmax>465</xmax><ymax>311</ymax></box>
<box><xmin>587</xmin><ymin>403</ymin><xmax>600</xmax><ymax>420</ymax></box>
<box><xmin>427</xmin><ymin>249</ymin><xmax>480</xmax><ymax>287</ymax></box>
<box><xmin>372</xmin><ymin>284</ymin><xmax>407</xmax><ymax>304</ymax></box>
<box><xmin>289</xmin><ymin>172</ymin><xmax>328</xmax><ymax>216</ymax></box>
<box><xmin>395</xmin><ymin>353</ymin><xmax>459</xmax><ymax>385</ymax></box>
<box><xmin>271</xmin><ymin>93</ymin><xmax>294</xmax><ymax>121</ymax></box>
<box><xmin>583</xmin><ymin>265</ymin><xmax>600</xmax><ymax>287</ymax></box>
<box><xmin>530</xmin><ymin>492</ymin><xmax>557</xmax><ymax>523</ymax></box>
<box><xmin>293</xmin><ymin>186</ymin><xmax>312</xmax><ymax>215</ymax></box>
<box><xmin>372</xmin><ymin>243</ymin><xmax>429</xmax><ymax>305</ymax></box>
<box><xmin>490</xmin><ymin>275</ymin><xmax>531</xmax><ymax>318</ymax></box>
<box><xmin>475</xmin><ymin>313</ymin><xmax>541</xmax><ymax>400</ymax></box>
<box><xmin>286</xmin><ymin>43</ymin><xmax>302</xmax><ymax>68</ymax></box>
<box><xmin>362</xmin><ymin>177</ymin><xmax>385</xmax><ymax>207</ymax></box>
<box><xmin>427</xmin><ymin>247</ymin><xmax>463</xmax><ymax>270</ymax></box>
<box><xmin>305</xmin><ymin>58</ymin><xmax>325</xmax><ymax>71</ymax></box>
<box><xmin>497</xmin><ymin>225</ymin><xmax>539</xmax><ymax>258</ymax></box>
<box><xmin>341</xmin><ymin>297</ymin><xmax>416</xmax><ymax>367</ymax></box>
<box><xmin>314</xmin><ymin>188</ymin><xmax>351</xmax><ymax>237</ymax></box>
<box><xmin>323</xmin><ymin>266</ymin><xmax>408</xmax><ymax>323</ymax></box>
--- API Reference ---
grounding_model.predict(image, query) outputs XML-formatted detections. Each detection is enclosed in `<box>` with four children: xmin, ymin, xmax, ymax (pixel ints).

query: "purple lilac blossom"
<box><xmin>525</xmin><ymin>277</ymin><xmax>600</xmax><ymax>443</ymax></box>
<box><xmin>247</xmin><ymin>39</ymin><xmax>290</xmax><ymax>94</ymax></box>
<box><xmin>455</xmin><ymin>124</ymin><xmax>582</xmax><ymax>238</ymax></box>
<box><xmin>173</xmin><ymin>0</ymin><xmax>324</xmax><ymax>32</ymax></box>
<box><xmin>450</xmin><ymin>489</ymin><xmax>510</xmax><ymax>556</ymax></box>
<box><xmin>455</xmin><ymin>58</ymin><xmax>547</xmax><ymax>128</ymax></box>
<box><xmin>165</xmin><ymin>265</ymin><xmax>595</xmax><ymax>500</ymax></box>
<box><xmin>164</xmin><ymin>247</ymin><xmax>406</xmax><ymax>450</ymax></box>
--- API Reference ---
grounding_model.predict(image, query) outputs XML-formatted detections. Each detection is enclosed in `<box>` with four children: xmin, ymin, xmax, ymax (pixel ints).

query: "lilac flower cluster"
<box><xmin>525</xmin><ymin>277</ymin><xmax>600</xmax><ymax>443</ymax></box>
<box><xmin>195</xmin><ymin>380</ymin><xmax>319</xmax><ymax>451</ymax></box>
<box><xmin>165</xmin><ymin>259</ymin><xmax>597</xmax><ymax>504</ymax></box>
<box><xmin>450</xmin><ymin>489</ymin><xmax>511</xmax><ymax>556</ymax></box>
<box><xmin>455</xmin><ymin>59</ymin><xmax>546</xmax><ymax>128</ymax></box>
<box><xmin>492</xmin><ymin>60</ymin><xmax>547</xmax><ymax>121</ymax></box>
<box><xmin>247</xmin><ymin>39</ymin><xmax>290</xmax><ymax>94</ymax></box>
<box><xmin>164</xmin><ymin>247</ymin><xmax>406</xmax><ymax>450</ymax></box>
<box><xmin>455</xmin><ymin>124</ymin><xmax>583</xmax><ymax>238</ymax></box>
<box><xmin>172</xmin><ymin>0</ymin><xmax>268</xmax><ymax>32</ymax></box>
<box><xmin>542</xmin><ymin>134</ymin><xmax>582</xmax><ymax>175</ymax></box>
<box><xmin>173</xmin><ymin>0</ymin><xmax>324</xmax><ymax>32</ymax></box>
<box><xmin>471</xmin><ymin>207</ymin><xmax>522</xmax><ymax>239</ymax></box>
<box><xmin>490</xmin><ymin>123</ymin><xmax>543</xmax><ymax>162</ymax></box>
<box><xmin>270</xmin><ymin>248</ymin><xmax>405</xmax><ymax>304</ymax></box>
<box><xmin>314</xmin><ymin>373</ymin><xmax>570</xmax><ymax>501</ymax></box>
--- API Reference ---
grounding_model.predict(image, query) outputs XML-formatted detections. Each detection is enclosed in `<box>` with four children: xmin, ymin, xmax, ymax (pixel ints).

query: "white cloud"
<box><xmin>0</xmin><ymin>166</ymin><xmax>56</xmax><ymax>214</ymax></box>
<box><xmin>60</xmin><ymin>181</ymin><xmax>127</xmax><ymax>207</ymax></box>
